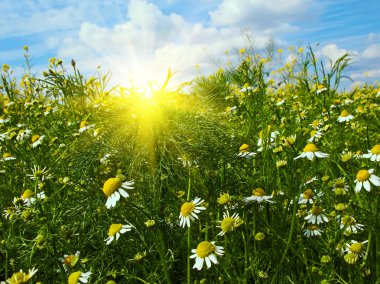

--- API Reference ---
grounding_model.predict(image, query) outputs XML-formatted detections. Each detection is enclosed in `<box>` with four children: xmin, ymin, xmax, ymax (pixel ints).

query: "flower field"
<box><xmin>1</xmin><ymin>46</ymin><xmax>380</xmax><ymax>283</ymax></box>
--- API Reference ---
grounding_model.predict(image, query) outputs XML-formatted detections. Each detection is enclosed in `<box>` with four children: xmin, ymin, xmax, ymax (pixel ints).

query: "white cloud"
<box><xmin>320</xmin><ymin>44</ymin><xmax>352</xmax><ymax>64</ymax></box>
<box><xmin>209</xmin><ymin>0</ymin><xmax>315</xmax><ymax>32</ymax></box>
<box><xmin>55</xmin><ymin>0</ymin><xmax>275</xmax><ymax>87</ymax></box>
<box><xmin>362</xmin><ymin>44</ymin><xmax>380</xmax><ymax>59</ymax></box>
<box><xmin>351</xmin><ymin>69</ymin><xmax>380</xmax><ymax>80</ymax></box>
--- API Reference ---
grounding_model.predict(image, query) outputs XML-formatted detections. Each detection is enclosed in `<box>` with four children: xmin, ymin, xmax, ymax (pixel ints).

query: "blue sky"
<box><xmin>0</xmin><ymin>0</ymin><xmax>379</xmax><ymax>89</ymax></box>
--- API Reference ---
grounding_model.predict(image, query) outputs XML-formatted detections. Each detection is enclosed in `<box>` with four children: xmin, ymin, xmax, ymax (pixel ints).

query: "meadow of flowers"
<box><xmin>0</xmin><ymin>45</ymin><xmax>379</xmax><ymax>283</ymax></box>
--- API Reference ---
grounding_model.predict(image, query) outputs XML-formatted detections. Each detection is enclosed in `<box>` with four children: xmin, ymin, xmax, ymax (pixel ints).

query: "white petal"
<box><xmin>118</xmin><ymin>188</ymin><xmax>129</xmax><ymax>198</ymax></box>
<box><xmin>363</xmin><ymin>180</ymin><xmax>371</xmax><ymax>192</ymax></box>
<box><xmin>355</xmin><ymin>182</ymin><xmax>362</xmax><ymax>193</ymax></box>
<box><xmin>205</xmin><ymin>256</ymin><xmax>212</xmax><ymax>268</ymax></box>
<box><xmin>193</xmin><ymin>257</ymin><xmax>204</xmax><ymax>270</ymax></box>
<box><xmin>369</xmin><ymin>175</ymin><xmax>380</xmax><ymax>186</ymax></box>
<box><xmin>208</xmin><ymin>253</ymin><xmax>218</xmax><ymax>264</ymax></box>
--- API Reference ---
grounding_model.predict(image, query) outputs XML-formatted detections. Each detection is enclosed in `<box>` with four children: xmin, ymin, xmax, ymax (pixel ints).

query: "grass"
<box><xmin>0</xmin><ymin>45</ymin><xmax>379</xmax><ymax>283</ymax></box>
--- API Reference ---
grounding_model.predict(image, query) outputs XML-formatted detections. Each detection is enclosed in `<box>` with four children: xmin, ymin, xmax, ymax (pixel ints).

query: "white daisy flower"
<box><xmin>304</xmin><ymin>206</ymin><xmax>329</xmax><ymax>224</ymax></box>
<box><xmin>16</xmin><ymin>128</ymin><xmax>31</xmax><ymax>141</ymax></box>
<box><xmin>303</xmin><ymin>224</ymin><xmax>323</xmax><ymax>237</ymax></box>
<box><xmin>177</xmin><ymin>154</ymin><xmax>197</xmax><ymax>168</ymax></box>
<box><xmin>354</xmin><ymin>169</ymin><xmax>380</xmax><ymax>192</ymax></box>
<box><xmin>31</xmin><ymin>134</ymin><xmax>45</xmax><ymax>148</ymax></box>
<box><xmin>179</xmin><ymin>197</ymin><xmax>206</xmax><ymax>228</ymax></box>
<box><xmin>339</xmin><ymin>215</ymin><xmax>364</xmax><ymax>234</ymax></box>
<box><xmin>68</xmin><ymin>270</ymin><xmax>92</xmax><ymax>284</ymax></box>
<box><xmin>27</xmin><ymin>165</ymin><xmax>50</xmax><ymax>181</ymax></box>
<box><xmin>243</xmin><ymin>188</ymin><xmax>275</xmax><ymax>204</ymax></box>
<box><xmin>190</xmin><ymin>241</ymin><xmax>224</xmax><ymax>270</ymax></box>
<box><xmin>6</xmin><ymin>267</ymin><xmax>38</xmax><ymax>283</ymax></box>
<box><xmin>20</xmin><ymin>189</ymin><xmax>45</xmax><ymax>207</ymax></box>
<box><xmin>337</xmin><ymin>110</ymin><xmax>354</xmax><ymax>122</ymax></box>
<box><xmin>78</xmin><ymin>120</ymin><xmax>95</xmax><ymax>133</ymax></box>
<box><xmin>237</xmin><ymin>144</ymin><xmax>256</xmax><ymax>158</ymax></box>
<box><xmin>105</xmin><ymin>223</ymin><xmax>133</xmax><ymax>245</ymax></box>
<box><xmin>362</xmin><ymin>144</ymin><xmax>380</xmax><ymax>162</ymax></box>
<box><xmin>2</xmin><ymin>152</ymin><xmax>16</xmax><ymax>161</ymax></box>
<box><xmin>298</xmin><ymin>189</ymin><xmax>323</xmax><ymax>205</ymax></box>
<box><xmin>344</xmin><ymin>240</ymin><xmax>368</xmax><ymax>258</ymax></box>
<box><xmin>307</xmin><ymin>130</ymin><xmax>323</xmax><ymax>142</ymax></box>
<box><xmin>102</xmin><ymin>177</ymin><xmax>134</xmax><ymax>209</ymax></box>
<box><xmin>217</xmin><ymin>211</ymin><xmax>243</xmax><ymax>236</ymax></box>
<box><xmin>62</xmin><ymin>251</ymin><xmax>80</xmax><ymax>271</ymax></box>
<box><xmin>294</xmin><ymin>143</ymin><xmax>329</xmax><ymax>160</ymax></box>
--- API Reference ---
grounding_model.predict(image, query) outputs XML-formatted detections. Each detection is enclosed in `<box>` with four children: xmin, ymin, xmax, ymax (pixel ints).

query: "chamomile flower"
<box><xmin>78</xmin><ymin>120</ymin><xmax>94</xmax><ymax>133</ymax></box>
<box><xmin>102</xmin><ymin>177</ymin><xmax>134</xmax><ymax>209</ymax></box>
<box><xmin>27</xmin><ymin>165</ymin><xmax>50</xmax><ymax>181</ymax></box>
<box><xmin>6</xmin><ymin>267</ymin><xmax>38</xmax><ymax>284</ymax></box>
<box><xmin>303</xmin><ymin>224</ymin><xmax>323</xmax><ymax>237</ymax></box>
<box><xmin>243</xmin><ymin>188</ymin><xmax>275</xmax><ymax>204</ymax></box>
<box><xmin>68</xmin><ymin>271</ymin><xmax>92</xmax><ymax>284</ymax></box>
<box><xmin>177</xmin><ymin>154</ymin><xmax>197</xmax><ymax>168</ymax></box>
<box><xmin>304</xmin><ymin>206</ymin><xmax>329</xmax><ymax>224</ymax></box>
<box><xmin>62</xmin><ymin>251</ymin><xmax>80</xmax><ymax>271</ymax></box>
<box><xmin>362</xmin><ymin>144</ymin><xmax>380</xmax><ymax>162</ymax></box>
<box><xmin>307</xmin><ymin>130</ymin><xmax>323</xmax><ymax>142</ymax></box>
<box><xmin>20</xmin><ymin>189</ymin><xmax>45</xmax><ymax>207</ymax></box>
<box><xmin>105</xmin><ymin>223</ymin><xmax>133</xmax><ymax>245</ymax></box>
<box><xmin>237</xmin><ymin>144</ymin><xmax>256</xmax><ymax>158</ymax></box>
<box><xmin>190</xmin><ymin>241</ymin><xmax>224</xmax><ymax>270</ymax></box>
<box><xmin>217</xmin><ymin>212</ymin><xmax>243</xmax><ymax>236</ymax></box>
<box><xmin>31</xmin><ymin>134</ymin><xmax>44</xmax><ymax>148</ymax></box>
<box><xmin>16</xmin><ymin>128</ymin><xmax>31</xmax><ymax>142</ymax></box>
<box><xmin>339</xmin><ymin>215</ymin><xmax>364</xmax><ymax>234</ymax></box>
<box><xmin>344</xmin><ymin>240</ymin><xmax>368</xmax><ymax>260</ymax></box>
<box><xmin>337</xmin><ymin>110</ymin><xmax>354</xmax><ymax>122</ymax></box>
<box><xmin>294</xmin><ymin>143</ymin><xmax>329</xmax><ymax>160</ymax></box>
<box><xmin>179</xmin><ymin>197</ymin><xmax>206</xmax><ymax>228</ymax></box>
<box><xmin>298</xmin><ymin>189</ymin><xmax>323</xmax><ymax>204</ymax></box>
<box><xmin>354</xmin><ymin>169</ymin><xmax>380</xmax><ymax>192</ymax></box>
<box><xmin>217</xmin><ymin>193</ymin><xmax>231</xmax><ymax>206</ymax></box>
<box><xmin>2</xmin><ymin>152</ymin><xmax>16</xmax><ymax>161</ymax></box>
<box><xmin>332</xmin><ymin>177</ymin><xmax>349</xmax><ymax>195</ymax></box>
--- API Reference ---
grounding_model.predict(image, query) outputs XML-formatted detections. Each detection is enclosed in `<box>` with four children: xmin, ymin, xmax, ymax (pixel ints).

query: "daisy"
<box><xmin>78</xmin><ymin>120</ymin><xmax>94</xmax><ymax>133</ymax></box>
<box><xmin>307</xmin><ymin>130</ymin><xmax>323</xmax><ymax>142</ymax></box>
<box><xmin>217</xmin><ymin>211</ymin><xmax>243</xmax><ymax>236</ymax></box>
<box><xmin>62</xmin><ymin>251</ymin><xmax>80</xmax><ymax>271</ymax></box>
<box><xmin>332</xmin><ymin>177</ymin><xmax>349</xmax><ymax>195</ymax></box>
<box><xmin>20</xmin><ymin>189</ymin><xmax>45</xmax><ymax>207</ymax></box>
<box><xmin>177</xmin><ymin>154</ymin><xmax>197</xmax><ymax>168</ymax></box>
<box><xmin>281</xmin><ymin>135</ymin><xmax>296</xmax><ymax>147</ymax></box>
<box><xmin>31</xmin><ymin>134</ymin><xmax>45</xmax><ymax>148</ymax></box>
<box><xmin>337</xmin><ymin>110</ymin><xmax>354</xmax><ymax>122</ymax></box>
<box><xmin>6</xmin><ymin>267</ymin><xmax>38</xmax><ymax>284</ymax></box>
<box><xmin>102</xmin><ymin>177</ymin><xmax>134</xmax><ymax>209</ymax></box>
<box><xmin>190</xmin><ymin>241</ymin><xmax>224</xmax><ymax>270</ymax></box>
<box><xmin>16</xmin><ymin>128</ymin><xmax>31</xmax><ymax>142</ymax></box>
<box><xmin>179</xmin><ymin>197</ymin><xmax>206</xmax><ymax>228</ymax></box>
<box><xmin>27</xmin><ymin>165</ymin><xmax>50</xmax><ymax>181</ymax></box>
<box><xmin>68</xmin><ymin>271</ymin><xmax>92</xmax><ymax>284</ymax></box>
<box><xmin>217</xmin><ymin>193</ymin><xmax>231</xmax><ymax>206</ymax></box>
<box><xmin>304</xmin><ymin>206</ymin><xmax>329</xmax><ymax>224</ymax></box>
<box><xmin>354</xmin><ymin>169</ymin><xmax>380</xmax><ymax>192</ymax></box>
<box><xmin>298</xmin><ymin>189</ymin><xmax>323</xmax><ymax>205</ymax></box>
<box><xmin>2</xmin><ymin>152</ymin><xmax>16</xmax><ymax>161</ymax></box>
<box><xmin>294</xmin><ymin>143</ymin><xmax>329</xmax><ymax>160</ymax></box>
<box><xmin>344</xmin><ymin>240</ymin><xmax>368</xmax><ymax>259</ymax></box>
<box><xmin>3</xmin><ymin>207</ymin><xmax>19</xmax><ymax>219</ymax></box>
<box><xmin>243</xmin><ymin>188</ymin><xmax>275</xmax><ymax>204</ymax></box>
<box><xmin>237</xmin><ymin>144</ymin><xmax>256</xmax><ymax>158</ymax></box>
<box><xmin>257</xmin><ymin>130</ymin><xmax>279</xmax><ymax>152</ymax></box>
<box><xmin>362</xmin><ymin>144</ymin><xmax>380</xmax><ymax>162</ymax></box>
<box><xmin>340</xmin><ymin>215</ymin><xmax>364</xmax><ymax>234</ymax></box>
<box><xmin>105</xmin><ymin>223</ymin><xmax>133</xmax><ymax>245</ymax></box>
<box><xmin>303</xmin><ymin>224</ymin><xmax>323</xmax><ymax>237</ymax></box>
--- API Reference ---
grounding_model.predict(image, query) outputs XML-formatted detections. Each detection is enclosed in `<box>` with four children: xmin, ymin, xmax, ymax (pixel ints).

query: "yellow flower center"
<box><xmin>108</xmin><ymin>224</ymin><xmax>122</xmax><ymax>236</ymax></box>
<box><xmin>9</xmin><ymin>271</ymin><xmax>29</xmax><ymax>284</ymax></box>
<box><xmin>3</xmin><ymin>152</ymin><xmax>12</xmax><ymax>158</ymax></box>
<box><xmin>80</xmin><ymin>121</ymin><xmax>88</xmax><ymax>129</ymax></box>
<box><xmin>356</xmin><ymin>170</ymin><xmax>370</xmax><ymax>182</ymax></box>
<box><xmin>253</xmin><ymin>188</ymin><xmax>266</xmax><ymax>197</ymax></box>
<box><xmin>340</xmin><ymin>110</ymin><xmax>349</xmax><ymax>117</ymax></box>
<box><xmin>307</xmin><ymin>224</ymin><xmax>319</xmax><ymax>231</ymax></box>
<box><xmin>102</xmin><ymin>178</ymin><xmax>122</xmax><ymax>197</ymax></box>
<box><xmin>221</xmin><ymin>217</ymin><xmax>235</xmax><ymax>233</ymax></box>
<box><xmin>311</xmin><ymin>120</ymin><xmax>320</xmax><ymax>128</ymax></box>
<box><xmin>311</xmin><ymin>206</ymin><xmax>323</xmax><ymax>215</ymax></box>
<box><xmin>333</xmin><ymin>99</ymin><xmax>341</xmax><ymax>105</ymax></box>
<box><xmin>68</xmin><ymin>271</ymin><xmax>82</xmax><ymax>284</ymax></box>
<box><xmin>181</xmin><ymin>202</ymin><xmax>195</xmax><ymax>216</ymax></box>
<box><xmin>31</xmin><ymin>134</ymin><xmax>40</xmax><ymax>143</ymax></box>
<box><xmin>350</xmin><ymin>243</ymin><xmax>364</xmax><ymax>253</ymax></box>
<box><xmin>335</xmin><ymin>178</ymin><xmax>345</xmax><ymax>188</ymax></box>
<box><xmin>303</xmin><ymin>189</ymin><xmax>314</xmax><ymax>199</ymax></box>
<box><xmin>196</xmin><ymin>241</ymin><xmax>215</xmax><ymax>258</ymax></box>
<box><xmin>304</xmin><ymin>143</ymin><xmax>318</xmax><ymax>152</ymax></box>
<box><xmin>64</xmin><ymin>254</ymin><xmax>79</xmax><ymax>268</ymax></box>
<box><xmin>370</xmin><ymin>144</ymin><xmax>380</xmax><ymax>155</ymax></box>
<box><xmin>239</xmin><ymin>144</ymin><xmax>250</xmax><ymax>152</ymax></box>
<box><xmin>21</xmin><ymin>189</ymin><xmax>35</xmax><ymax>199</ymax></box>
<box><xmin>217</xmin><ymin>193</ymin><xmax>231</xmax><ymax>205</ymax></box>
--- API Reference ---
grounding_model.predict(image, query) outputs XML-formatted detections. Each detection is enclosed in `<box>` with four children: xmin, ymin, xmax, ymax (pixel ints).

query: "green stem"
<box><xmin>187</xmin><ymin>226</ymin><xmax>191</xmax><ymax>284</ymax></box>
